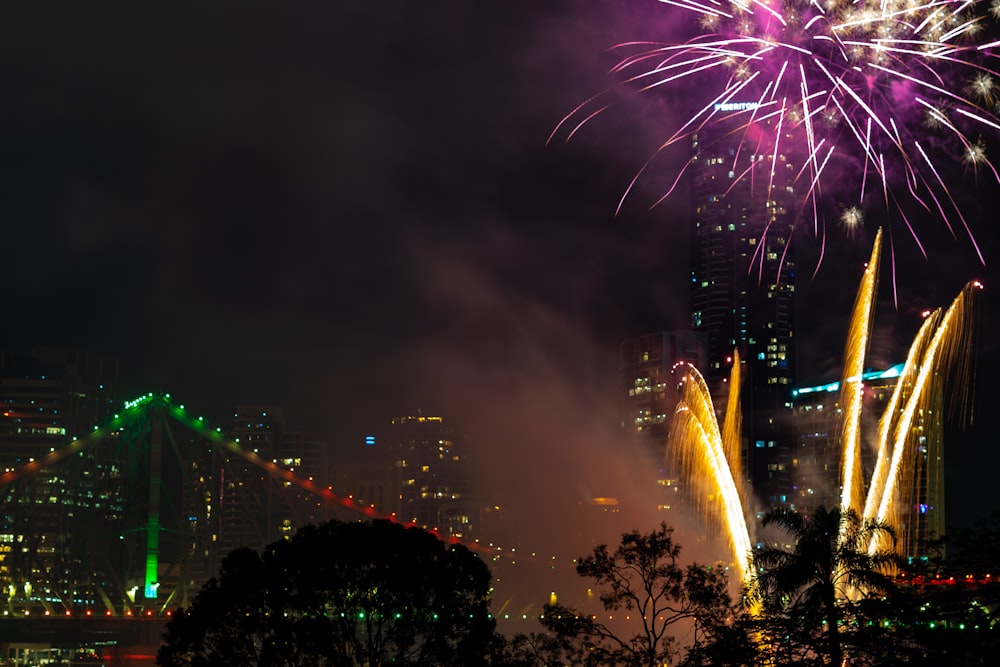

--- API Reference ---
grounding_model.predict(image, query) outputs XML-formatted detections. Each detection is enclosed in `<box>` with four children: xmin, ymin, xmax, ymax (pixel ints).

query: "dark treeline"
<box><xmin>158</xmin><ymin>508</ymin><xmax>1000</xmax><ymax>666</ymax></box>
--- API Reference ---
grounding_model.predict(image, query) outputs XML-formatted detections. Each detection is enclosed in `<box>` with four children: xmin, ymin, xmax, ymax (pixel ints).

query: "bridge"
<box><xmin>0</xmin><ymin>392</ymin><xmax>457</xmax><ymax>665</ymax></box>
<box><xmin>0</xmin><ymin>391</ymin><xmax>614</xmax><ymax>665</ymax></box>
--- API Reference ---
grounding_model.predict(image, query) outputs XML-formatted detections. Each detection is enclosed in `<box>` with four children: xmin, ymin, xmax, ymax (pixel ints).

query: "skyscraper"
<box><xmin>220</xmin><ymin>405</ymin><xmax>332</xmax><ymax>553</ymax></box>
<box><xmin>391</xmin><ymin>415</ymin><xmax>473</xmax><ymax>539</ymax></box>
<box><xmin>689</xmin><ymin>109</ymin><xmax>797</xmax><ymax>509</ymax></box>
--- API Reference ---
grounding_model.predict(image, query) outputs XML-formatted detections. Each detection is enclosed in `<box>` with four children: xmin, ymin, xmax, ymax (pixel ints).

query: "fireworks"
<box><xmin>666</xmin><ymin>231</ymin><xmax>979</xmax><ymax>587</ymax></box>
<box><xmin>553</xmin><ymin>0</ymin><xmax>1000</xmax><ymax>264</ymax></box>
<box><xmin>841</xmin><ymin>205</ymin><xmax>864</xmax><ymax>231</ymax></box>
<box><xmin>668</xmin><ymin>354</ymin><xmax>753</xmax><ymax>587</ymax></box>
<box><xmin>861</xmin><ymin>284</ymin><xmax>980</xmax><ymax>555</ymax></box>
<box><xmin>838</xmin><ymin>229</ymin><xmax>882</xmax><ymax>523</ymax></box>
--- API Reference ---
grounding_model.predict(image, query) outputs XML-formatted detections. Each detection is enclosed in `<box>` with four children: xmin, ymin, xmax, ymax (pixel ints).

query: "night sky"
<box><xmin>3</xmin><ymin>0</ymin><xmax>999</xmax><ymax>548</ymax></box>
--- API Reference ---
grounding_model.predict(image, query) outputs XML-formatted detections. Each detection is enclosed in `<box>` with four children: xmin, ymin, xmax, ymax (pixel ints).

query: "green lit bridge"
<box><xmin>0</xmin><ymin>392</ymin><xmax>485</xmax><ymax>660</ymax></box>
<box><xmin>0</xmin><ymin>392</ymin><xmax>605</xmax><ymax>664</ymax></box>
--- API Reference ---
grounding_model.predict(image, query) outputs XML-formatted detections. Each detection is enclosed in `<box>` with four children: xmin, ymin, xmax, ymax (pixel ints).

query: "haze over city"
<box><xmin>3</xmin><ymin>0</ymin><xmax>999</xmax><ymax>583</ymax></box>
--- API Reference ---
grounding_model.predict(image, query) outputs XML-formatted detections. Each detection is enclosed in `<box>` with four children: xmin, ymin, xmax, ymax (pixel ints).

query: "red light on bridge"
<box><xmin>126</xmin><ymin>610</ymin><xmax>133</xmax><ymax>616</ymax></box>
<box><xmin>86</xmin><ymin>610</ymin><xmax>92</xmax><ymax>616</ymax></box>
<box><xmin>106</xmin><ymin>610</ymin><xmax>112</xmax><ymax>616</ymax></box>
<box><xmin>65</xmin><ymin>610</ymin><xmax>71</xmax><ymax>616</ymax></box>
<box><xmin>146</xmin><ymin>610</ymin><xmax>153</xmax><ymax>616</ymax></box>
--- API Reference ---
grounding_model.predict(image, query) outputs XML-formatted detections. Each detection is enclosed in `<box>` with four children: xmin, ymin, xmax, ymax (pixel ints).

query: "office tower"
<box><xmin>391</xmin><ymin>415</ymin><xmax>473</xmax><ymax>539</ymax></box>
<box><xmin>689</xmin><ymin>110</ymin><xmax>797</xmax><ymax>509</ymax></box>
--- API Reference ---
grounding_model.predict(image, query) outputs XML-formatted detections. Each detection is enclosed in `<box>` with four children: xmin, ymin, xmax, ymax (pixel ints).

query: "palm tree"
<box><xmin>746</xmin><ymin>506</ymin><xmax>902</xmax><ymax>666</ymax></box>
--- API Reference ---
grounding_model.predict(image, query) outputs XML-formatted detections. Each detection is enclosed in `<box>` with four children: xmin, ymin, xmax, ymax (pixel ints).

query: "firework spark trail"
<box><xmin>668</xmin><ymin>360</ymin><xmax>753</xmax><ymax>586</ymax></box>
<box><xmin>861</xmin><ymin>309</ymin><xmax>939</xmax><ymax>522</ymax></box>
<box><xmin>722</xmin><ymin>350</ymin><xmax>744</xmax><ymax>489</ymax></box>
<box><xmin>839</xmin><ymin>228</ymin><xmax>882</xmax><ymax>521</ymax></box>
<box><xmin>554</xmin><ymin>0</ymin><xmax>1000</xmax><ymax>270</ymax></box>
<box><xmin>868</xmin><ymin>313</ymin><xmax>947</xmax><ymax>550</ymax></box>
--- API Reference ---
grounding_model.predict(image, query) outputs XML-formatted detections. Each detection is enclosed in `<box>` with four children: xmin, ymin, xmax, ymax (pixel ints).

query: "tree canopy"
<box><xmin>157</xmin><ymin>518</ymin><xmax>499</xmax><ymax>666</ymax></box>
<box><xmin>539</xmin><ymin>522</ymin><xmax>747</xmax><ymax>667</ymax></box>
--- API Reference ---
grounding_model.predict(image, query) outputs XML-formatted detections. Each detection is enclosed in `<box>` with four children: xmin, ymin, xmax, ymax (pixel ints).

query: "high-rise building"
<box><xmin>689</xmin><ymin>110</ymin><xmax>797</xmax><ymax>509</ymax></box>
<box><xmin>391</xmin><ymin>415</ymin><xmax>473</xmax><ymax>539</ymax></box>
<box><xmin>219</xmin><ymin>406</ymin><xmax>331</xmax><ymax>553</ymax></box>
<box><xmin>620</xmin><ymin>331</ymin><xmax>705</xmax><ymax>445</ymax></box>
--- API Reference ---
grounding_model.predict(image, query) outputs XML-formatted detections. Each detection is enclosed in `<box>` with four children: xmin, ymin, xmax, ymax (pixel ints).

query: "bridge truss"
<box><xmin>0</xmin><ymin>393</ymin><xmax>428</xmax><ymax>620</ymax></box>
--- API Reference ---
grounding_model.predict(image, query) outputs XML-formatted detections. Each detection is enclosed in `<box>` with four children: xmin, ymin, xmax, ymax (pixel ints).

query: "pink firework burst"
<box><xmin>553</xmin><ymin>0</ymin><xmax>1000</xmax><ymax>275</ymax></box>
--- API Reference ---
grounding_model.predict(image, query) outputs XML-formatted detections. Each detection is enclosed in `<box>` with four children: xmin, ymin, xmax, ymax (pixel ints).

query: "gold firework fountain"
<box><xmin>838</xmin><ymin>230</ymin><xmax>882</xmax><ymax>521</ymax></box>
<box><xmin>860</xmin><ymin>285</ymin><xmax>979</xmax><ymax>555</ymax></box>
<box><xmin>668</xmin><ymin>352</ymin><xmax>752</xmax><ymax>585</ymax></box>
<box><xmin>834</xmin><ymin>230</ymin><xmax>979</xmax><ymax>556</ymax></box>
<box><xmin>666</xmin><ymin>229</ymin><xmax>979</xmax><ymax>587</ymax></box>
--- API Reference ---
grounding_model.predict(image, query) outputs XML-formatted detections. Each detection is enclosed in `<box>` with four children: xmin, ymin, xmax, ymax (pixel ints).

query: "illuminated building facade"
<box><xmin>620</xmin><ymin>331</ymin><xmax>705</xmax><ymax>443</ymax></box>
<box><xmin>620</xmin><ymin>331</ymin><xmax>705</xmax><ymax>512</ymax></box>
<box><xmin>391</xmin><ymin>415</ymin><xmax>472</xmax><ymax>539</ymax></box>
<box><xmin>689</xmin><ymin>111</ymin><xmax>797</xmax><ymax>509</ymax></box>
<box><xmin>0</xmin><ymin>349</ymin><xmax>122</xmax><ymax>609</ymax></box>
<box><xmin>0</xmin><ymin>354</ymin><xmax>336</xmax><ymax>614</ymax></box>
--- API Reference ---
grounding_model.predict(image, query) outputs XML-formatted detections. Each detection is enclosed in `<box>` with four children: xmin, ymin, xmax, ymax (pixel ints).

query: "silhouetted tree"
<box><xmin>540</xmin><ymin>522</ymin><xmax>745</xmax><ymax>667</ymax></box>
<box><xmin>158</xmin><ymin>519</ymin><xmax>500</xmax><ymax>666</ymax></box>
<box><xmin>492</xmin><ymin>632</ymin><xmax>578</xmax><ymax>667</ymax></box>
<box><xmin>746</xmin><ymin>506</ymin><xmax>903</xmax><ymax>666</ymax></box>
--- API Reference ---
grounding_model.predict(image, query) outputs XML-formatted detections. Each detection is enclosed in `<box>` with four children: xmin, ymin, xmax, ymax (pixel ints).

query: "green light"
<box><xmin>145</xmin><ymin>545</ymin><xmax>158</xmax><ymax>599</ymax></box>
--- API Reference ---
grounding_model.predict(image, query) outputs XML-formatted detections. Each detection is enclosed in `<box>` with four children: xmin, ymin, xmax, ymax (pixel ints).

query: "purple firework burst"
<box><xmin>553</xmin><ymin>0</ymin><xmax>1000</xmax><ymax>271</ymax></box>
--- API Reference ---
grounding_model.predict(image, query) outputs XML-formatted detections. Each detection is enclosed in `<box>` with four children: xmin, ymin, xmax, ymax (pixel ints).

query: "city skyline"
<box><xmin>3</xmin><ymin>0</ymin><xmax>999</xmax><ymax>538</ymax></box>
